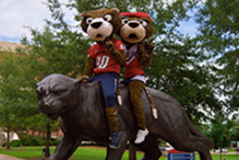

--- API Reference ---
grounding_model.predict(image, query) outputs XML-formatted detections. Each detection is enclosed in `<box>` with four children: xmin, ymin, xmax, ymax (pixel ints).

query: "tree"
<box><xmin>196</xmin><ymin>0</ymin><xmax>239</xmax><ymax>113</ymax></box>
<box><xmin>17</xmin><ymin>0</ymin><xmax>90</xmax><ymax>157</ymax></box>
<box><xmin>0</xmin><ymin>52</ymin><xmax>39</xmax><ymax>149</ymax></box>
<box><xmin>203</xmin><ymin>113</ymin><xmax>236</xmax><ymax>160</ymax></box>
<box><xmin>232</xmin><ymin>118</ymin><xmax>239</xmax><ymax>142</ymax></box>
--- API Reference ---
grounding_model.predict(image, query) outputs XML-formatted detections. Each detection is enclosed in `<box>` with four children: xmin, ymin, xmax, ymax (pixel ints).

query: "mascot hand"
<box><xmin>137</xmin><ymin>42</ymin><xmax>146</xmax><ymax>56</ymax></box>
<box><xmin>145</xmin><ymin>39</ymin><xmax>155</xmax><ymax>51</ymax></box>
<box><xmin>103</xmin><ymin>37</ymin><xmax>114</xmax><ymax>52</ymax></box>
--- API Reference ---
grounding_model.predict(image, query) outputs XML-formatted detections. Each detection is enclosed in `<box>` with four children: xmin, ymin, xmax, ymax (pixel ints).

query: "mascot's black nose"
<box><xmin>91</xmin><ymin>22</ymin><xmax>102</xmax><ymax>29</ymax></box>
<box><xmin>129</xmin><ymin>22</ymin><xmax>139</xmax><ymax>28</ymax></box>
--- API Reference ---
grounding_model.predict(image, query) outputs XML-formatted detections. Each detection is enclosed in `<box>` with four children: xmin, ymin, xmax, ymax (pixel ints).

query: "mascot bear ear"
<box><xmin>80</xmin><ymin>12</ymin><xmax>85</xmax><ymax>17</ymax></box>
<box><xmin>148</xmin><ymin>17</ymin><xmax>154</xmax><ymax>23</ymax></box>
<box><xmin>111</xmin><ymin>8</ymin><xmax>119</xmax><ymax>14</ymax></box>
<box><xmin>80</xmin><ymin>8</ymin><xmax>119</xmax><ymax>17</ymax></box>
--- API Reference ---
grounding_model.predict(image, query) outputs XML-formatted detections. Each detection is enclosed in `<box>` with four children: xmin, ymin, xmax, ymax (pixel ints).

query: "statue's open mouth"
<box><xmin>47</xmin><ymin>113</ymin><xmax>59</xmax><ymax>120</ymax></box>
<box><xmin>46</xmin><ymin>106</ymin><xmax>66</xmax><ymax>120</ymax></box>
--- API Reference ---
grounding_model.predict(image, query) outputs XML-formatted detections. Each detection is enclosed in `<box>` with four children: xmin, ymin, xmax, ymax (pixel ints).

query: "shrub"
<box><xmin>1</xmin><ymin>142</ymin><xmax>6</xmax><ymax>147</ymax></box>
<box><xmin>31</xmin><ymin>137</ymin><xmax>45</xmax><ymax>146</ymax></box>
<box><xmin>10</xmin><ymin>140</ymin><xmax>22</xmax><ymax>147</ymax></box>
<box><xmin>49</xmin><ymin>138</ymin><xmax>58</xmax><ymax>146</ymax></box>
<box><xmin>1</xmin><ymin>137</ymin><xmax>59</xmax><ymax>147</ymax></box>
<box><xmin>20</xmin><ymin>138</ymin><xmax>32</xmax><ymax>146</ymax></box>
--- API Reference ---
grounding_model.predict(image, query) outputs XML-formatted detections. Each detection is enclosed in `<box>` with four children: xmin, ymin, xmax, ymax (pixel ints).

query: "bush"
<box><xmin>1</xmin><ymin>142</ymin><xmax>6</xmax><ymax>147</ymax></box>
<box><xmin>10</xmin><ymin>140</ymin><xmax>22</xmax><ymax>147</ymax></box>
<box><xmin>30</xmin><ymin>137</ymin><xmax>45</xmax><ymax>146</ymax></box>
<box><xmin>20</xmin><ymin>138</ymin><xmax>32</xmax><ymax>146</ymax></box>
<box><xmin>1</xmin><ymin>137</ymin><xmax>59</xmax><ymax>147</ymax></box>
<box><xmin>49</xmin><ymin>138</ymin><xmax>58</xmax><ymax>146</ymax></box>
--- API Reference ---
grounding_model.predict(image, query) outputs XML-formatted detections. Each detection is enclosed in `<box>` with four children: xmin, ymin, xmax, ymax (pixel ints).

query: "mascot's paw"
<box><xmin>103</xmin><ymin>37</ymin><xmax>114</xmax><ymax>52</ymax></box>
<box><xmin>145</xmin><ymin>39</ymin><xmax>155</xmax><ymax>51</ymax></box>
<box><xmin>138</xmin><ymin>41</ymin><xmax>154</xmax><ymax>55</ymax></box>
<box><xmin>137</xmin><ymin>42</ymin><xmax>146</xmax><ymax>56</ymax></box>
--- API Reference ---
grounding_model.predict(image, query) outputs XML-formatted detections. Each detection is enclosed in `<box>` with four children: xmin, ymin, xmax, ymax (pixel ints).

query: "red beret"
<box><xmin>119</xmin><ymin>12</ymin><xmax>149</xmax><ymax>18</ymax></box>
<box><xmin>119</xmin><ymin>12</ymin><xmax>154</xmax><ymax>22</ymax></box>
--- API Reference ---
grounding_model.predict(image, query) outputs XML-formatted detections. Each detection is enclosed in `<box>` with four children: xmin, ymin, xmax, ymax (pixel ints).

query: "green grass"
<box><xmin>0</xmin><ymin>146</ymin><xmax>238</xmax><ymax>160</ymax></box>
<box><xmin>0</xmin><ymin>147</ymin><xmax>54</xmax><ymax>159</ymax></box>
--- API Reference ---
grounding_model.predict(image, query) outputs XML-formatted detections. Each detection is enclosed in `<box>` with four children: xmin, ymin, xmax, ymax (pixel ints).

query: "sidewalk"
<box><xmin>0</xmin><ymin>154</ymin><xmax>24</xmax><ymax>160</ymax></box>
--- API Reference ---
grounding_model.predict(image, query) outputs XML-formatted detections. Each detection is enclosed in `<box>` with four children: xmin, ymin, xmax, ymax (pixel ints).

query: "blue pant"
<box><xmin>89</xmin><ymin>72</ymin><xmax>119</xmax><ymax>107</ymax></box>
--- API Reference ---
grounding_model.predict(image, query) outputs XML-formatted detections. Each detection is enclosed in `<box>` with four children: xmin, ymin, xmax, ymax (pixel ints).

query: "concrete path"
<box><xmin>0</xmin><ymin>154</ymin><xmax>24</xmax><ymax>160</ymax></box>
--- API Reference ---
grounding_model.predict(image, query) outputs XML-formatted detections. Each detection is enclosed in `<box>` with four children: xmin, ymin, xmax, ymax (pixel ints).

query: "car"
<box><xmin>235</xmin><ymin>147</ymin><xmax>239</xmax><ymax>153</ymax></box>
<box><xmin>213</xmin><ymin>148</ymin><xmax>228</xmax><ymax>153</ymax></box>
<box><xmin>159</xmin><ymin>143</ymin><xmax>174</xmax><ymax>152</ymax></box>
<box><xmin>159</xmin><ymin>147</ymin><xmax>166</xmax><ymax>151</ymax></box>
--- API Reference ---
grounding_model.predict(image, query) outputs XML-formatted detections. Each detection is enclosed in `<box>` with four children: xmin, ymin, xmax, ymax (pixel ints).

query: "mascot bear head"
<box><xmin>117</xmin><ymin>11</ymin><xmax>154</xmax><ymax>45</ymax></box>
<box><xmin>80</xmin><ymin>8</ymin><xmax>121</xmax><ymax>42</ymax></box>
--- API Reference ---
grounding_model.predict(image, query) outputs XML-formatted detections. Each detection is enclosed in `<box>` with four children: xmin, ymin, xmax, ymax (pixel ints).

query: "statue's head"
<box><xmin>36</xmin><ymin>74</ymin><xmax>81</xmax><ymax>120</ymax></box>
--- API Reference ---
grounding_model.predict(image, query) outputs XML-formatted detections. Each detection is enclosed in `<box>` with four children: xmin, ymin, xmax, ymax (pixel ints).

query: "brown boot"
<box><xmin>105</xmin><ymin>106</ymin><xmax>120</xmax><ymax>149</ymax></box>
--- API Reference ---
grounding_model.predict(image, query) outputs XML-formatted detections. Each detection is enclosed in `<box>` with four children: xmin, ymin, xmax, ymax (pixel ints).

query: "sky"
<box><xmin>0</xmin><ymin>0</ymin><xmax>77</xmax><ymax>43</ymax></box>
<box><xmin>0</xmin><ymin>0</ymin><xmax>198</xmax><ymax>44</ymax></box>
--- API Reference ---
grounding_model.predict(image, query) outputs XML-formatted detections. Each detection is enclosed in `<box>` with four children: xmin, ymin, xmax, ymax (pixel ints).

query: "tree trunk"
<box><xmin>45</xmin><ymin>123</ymin><xmax>51</xmax><ymax>157</ymax></box>
<box><xmin>220</xmin><ymin>148</ymin><xmax>222</xmax><ymax>160</ymax></box>
<box><xmin>129</xmin><ymin>143</ymin><xmax>136</xmax><ymax>160</ymax></box>
<box><xmin>6</xmin><ymin>126</ymin><xmax>10</xmax><ymax>149</ymax></box>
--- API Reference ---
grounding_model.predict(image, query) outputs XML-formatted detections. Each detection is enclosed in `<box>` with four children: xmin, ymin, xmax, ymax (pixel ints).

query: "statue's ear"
<box><xmin>74</xmin><ymin>78</ymin><xmax>83</xmax><ymax>86</ymax></box>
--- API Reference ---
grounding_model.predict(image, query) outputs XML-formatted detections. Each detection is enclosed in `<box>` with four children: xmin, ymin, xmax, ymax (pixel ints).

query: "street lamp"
<box><xmin>42</xmin><ymin>148</ymin><xmax>46</xmax><ymax>160</ymax></box>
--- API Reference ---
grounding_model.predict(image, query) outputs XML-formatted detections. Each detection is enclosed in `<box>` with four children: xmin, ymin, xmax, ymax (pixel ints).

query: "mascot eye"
<box><xmin>103</xmin><ymin>14</ymin><xmax>112</xmax><ymax>21</ymax></box>
<box><xmin>122</xmin><ymin>18</ymin><xmax>129</xmax><ymax>24</ymax></box>
<box><xmin>139</xmin><ymin>20</ymin><xmax>147</xmax><ymax>27</ymax></box>
<box><xmin>86</xmin><ymin>17</ymin><xmax>93</xmax><ymax>24</ymax></box>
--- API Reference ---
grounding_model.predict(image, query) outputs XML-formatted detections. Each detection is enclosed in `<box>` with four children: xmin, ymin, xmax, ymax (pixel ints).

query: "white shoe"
<box><xmin>134</xmin><ymin>129</ymin><xmax>149</xmax><ymax>144</ymax></box>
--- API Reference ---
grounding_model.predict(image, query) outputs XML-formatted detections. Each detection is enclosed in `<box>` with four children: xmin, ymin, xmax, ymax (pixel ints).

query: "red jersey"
<box><xmin>87</xmin><ymin>38</ymin><xmax>125</xmax><ymax>75</ymax></box>
<box><xmin>124</xmin><ymin>44</ymin><xmax>145</xmax><ymax>79</ymax></box>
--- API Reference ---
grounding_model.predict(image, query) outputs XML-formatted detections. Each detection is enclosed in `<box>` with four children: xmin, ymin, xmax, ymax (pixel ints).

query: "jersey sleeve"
<box><xmin>113</xmin><ymin>39</ymin><xmax>125</xmax><ymax>52</ymax></box>
<box><xmin>87</xmin><ymin>45</ymin><xmax>96</xmax><ymax>59</ymax></box>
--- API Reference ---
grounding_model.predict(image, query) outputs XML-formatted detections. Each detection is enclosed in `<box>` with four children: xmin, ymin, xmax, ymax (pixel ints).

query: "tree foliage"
<box><xmin>0</xmin><ymin>52</ymin><xmax>39</xmax><ymax>149</ymax></box>
<box><xmin>196</xmin><ymin>0</ymin><xmax>239</xmax><ymax>113</ymax></box>
<box><xmin>203</xmin><ymin>114</ymin><xmax>236</xmax><ymax>149</ymax></box>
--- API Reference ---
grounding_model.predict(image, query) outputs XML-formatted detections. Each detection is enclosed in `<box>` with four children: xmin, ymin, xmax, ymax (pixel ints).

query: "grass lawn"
<box><xmin>0</xmin><ymin>146</ymin><xmax>238</xmax><ymax>160</ymax></box>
